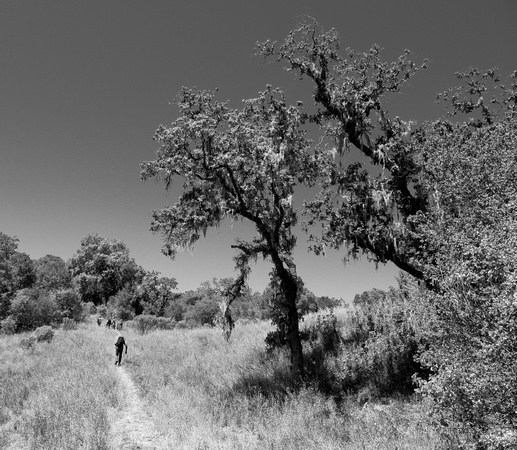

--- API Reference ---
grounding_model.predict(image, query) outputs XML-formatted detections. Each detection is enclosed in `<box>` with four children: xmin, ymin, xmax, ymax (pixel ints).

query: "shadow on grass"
<box><xmin>230</xmin><ymin>366</ymin><xmax>296</xmax><ymax>400</ymax></box>
<box><xmin>227</xmin><ymin>344</ymin><xmax>345</xmax><ymax>404</ymax></box>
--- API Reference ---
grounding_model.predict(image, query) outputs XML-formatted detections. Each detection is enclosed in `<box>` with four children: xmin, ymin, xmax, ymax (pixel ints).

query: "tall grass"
<box><xmin>1</xmin><ymin>312</ymin><xmax>443</xmax><ymax>449</ymax></box>
<box><xmin>123</xmin><ymin>315</ymin><xmax>442</xmax><ymax>449</ymax></box>
<box><xmin>0</xmin><ymin>320</ymin><xmax>120</xmax><ymax>450</ymax></box>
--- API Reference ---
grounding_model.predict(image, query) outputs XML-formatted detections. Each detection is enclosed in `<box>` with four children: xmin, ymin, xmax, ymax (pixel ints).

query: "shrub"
<box><xmin>82</xmin><ymin>301</ymin><xmax>96</xmax><ymax>315</ymax></box>
<box><xmin>302</xmin><ymin>288</ymin><xmax>425</xmax><ymax>400</ymax></box>
<box><xmin>95</xmin><ymin>304</ymin><xmax>108</xmax><ymax>318</ymax></box>
<box><xmin>55</xmin><ymin>289</ymin><xmax>84</xmax><ymax>322</ymax></box>
<box><xmin>107</xmin><ymin>288</ymin><xmax>138</xmax><ymax>321</ymax></box>
<box><xmin>174</xmin><ymin>320</ymin><xmax>189</xmax><ymax>330</ymax></box>
<box><xmin>9</xmin><ymin>289</ymin><xmax>59</xmax><ymax>332</ymax></box>
<box><xmin>183</xmin><ymin>298</ymin><xmax>219</xmax><ymax>327</ymax></box>
<box><xmin>336</xmin><ymin>290</ymin><xmax>423</xmax><ymax>397</ymax></box>
<box><xmin>20</xmin><ymin>335</ymin><xmax>36</xmax><ymax>350</ymax></box>
<box><xmin>62</xmin><ymin>317</ymin><xmax>77</xmax><ymax>331</ymax></box>
<box><xmin>0</xmin><ymin>316</ymin><xmax>16</xmax><ymax>335</ymax></box>
<box><xmin>34</xmin><ymin>325</ymin><xmax>55</xmax><ymax>343</ymax></box>
<box><xmin>302</xmin><ymin>312</ymin><xmax>345</xmax><ymax>398</ymax></box>
<box><xmin>130</xmin><ymin>315</ymin><xmax>176</xmax><ymax>334</ymax></box>
<box><xmin>164</xmin><ymin>300</ymin><xmax>186</xmax><ymax>322</ymax></box>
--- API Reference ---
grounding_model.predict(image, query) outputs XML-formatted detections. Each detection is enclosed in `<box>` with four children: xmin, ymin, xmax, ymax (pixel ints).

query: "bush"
<box><xmin>183</xmin><ymin>298</ymin><xmax>219</xmax><ymax>327</ymax></box>
<box><xmin>107</xmin><ymin>288</ymin><xmax>138</xmax><ymax>321</ymax></box>
<box><xmin>20</xmin><ymin>335</ymin><xmax>36</xmax><ymax>350</ymax></box>
<box><xmin>336</xmin><ymin>289</ymin><xmax>423</xmax><ymax>397</ymax></box>
<box><xmin>130</xmin><ymin>315</ymin><xmax>176</xmax><ymax>334</ymax></box>
<box><xmin>302</xmin><ymin>312</ymin><xmax>345</xmax><ymax>398</ymax></box>
<box><xmin>0</xmin><ymin>316</ymin><xmax>16</xmax><ymax>335</ymax></box>
<box><xmin>62</xmin><ymin>317</ymin><xmax>77</xmax><ymax>331</ymax></box>
<box><xmin>95</xmin><ymin>304</ymin><xmax>108</xmax><ymax>318</ymax></box>
<box><xmin>34</xmin><ymin>325</ymin><xmax>55</xmax><ymax>343</ymax></box>
<box><xmin>83</xmin><ymin>301</ymin><xmax>96</xmax><ymax>315</ymax></box>
<box><xmin>164</xmin><ymin>301</ymin><xmax>186</xmax><ymax>322</ymax></box>
<box><xmin>55</xmin><ymin>290</ymin><xmax>84</xmax><ymax>322</ymax></box>
<box><xmin>9</xmin><ymin>289</ymin><xmax>59</xmax><ymax>332</ymax></box>
<box><xmin>301</xmin><ymin>288</ymin><xmax>425</xmax><ymax>401</ymax></box>
<box><xmin>174</xmin><ymin>320</ymin><xmax>189</xmax><ymax>330</ymax></box>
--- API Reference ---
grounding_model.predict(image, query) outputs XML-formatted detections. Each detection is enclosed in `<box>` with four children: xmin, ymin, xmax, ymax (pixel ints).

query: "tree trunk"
<box><xmin>279</xmin><ymin>271</ymin><xmax>304</xmax><ymax>380</ymax></box>
<box><xmin>285</xmin><ymin>292</ymin><xmax>304</xmax><ymax>379</ymax></box>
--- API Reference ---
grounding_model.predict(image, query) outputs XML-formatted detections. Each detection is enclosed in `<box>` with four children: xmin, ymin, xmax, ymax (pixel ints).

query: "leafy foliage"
<box><xmin>8</xmin><ymin>289</ymin><xmax>59</xmax><ymax>332</ymax></box>
<box><xmin>107</xmin><ymin>286</ymin><xmax>140</xmax><ymax>321</ymax></box>
<box><xmin>141</xmin><ymin>85</ymin><xmax>328</xmax><ymax>376</ymax></box>
<box><xmin>258</xmin><ymin>21</ymin><xmax>517</xmax><ymax>446</ymax></box>
<box><xmin>34</xmin><ymin>255</ymin><xmax>71</xmax><ymax>292</ymax></box>
<box><xmin>0</xmin><ymin>233</ymin><xmax>36</xmax><ymax>319</ymax></box>
<box><xmin>139</xmin><ymin>271</ymin><xmax>178</xmax><ymax>316</ymax></box>
<box><xmin>410</xmin><ymin>115</ymin><xmax>517</xmax><ymax>448</ymax></box>
<box><xmin>257</xmin><ymin>22</ymin><xmax>429</xmax><ymax>281</ymax></box>
<box><xmin>68</xmin><ymin>233</ymin><xmax>144</xmax><ymax>305</ymax></box>
<box><xmin>329</xmin><ymin>285</ymin><xmax>423</xmax><ymax>399</ymax></box>
<box><xmin>130</xmin><ymin>314</ymin><xmax>176</xmax><ymax>335</ymax></box>
<box><xmin>54</xmin><ymin>289</ymin><xmax>84</xmax><ymax>322</ymax></box>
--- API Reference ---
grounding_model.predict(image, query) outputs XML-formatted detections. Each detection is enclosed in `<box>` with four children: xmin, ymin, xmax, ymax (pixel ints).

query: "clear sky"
<box><xmin>1</xmin><ymin>1</ymin><xmax>516</xmax><ymax>301</ymax></box>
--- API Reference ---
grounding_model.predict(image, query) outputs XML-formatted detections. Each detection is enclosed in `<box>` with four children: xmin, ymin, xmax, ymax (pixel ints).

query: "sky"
<box><xmin>1</xmin><ymin>1</ymin><xmax>516</xmax><ymax>301</ymax></box>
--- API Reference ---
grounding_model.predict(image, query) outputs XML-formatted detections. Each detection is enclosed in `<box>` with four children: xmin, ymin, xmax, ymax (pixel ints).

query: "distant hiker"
<box><xmin>112</xmin><ymin>320</ymin><xmax>116</xmax><ymax>330</ymax></box>
<box><xmin>106</xmin><ymin>318</ymin><xmax>112</xmax><ymax>329</ymax></box>
<box><xmin>114</xmin><ymin>335</ymin><xmax>128</xmax><ymax>366</ymax></box>
<box><xmin>116</xmin><ymin>320</ymin><xmax>123</xmax><ymax>331</ymax></box>
<box><xmin>97</xmin><ymin>316</ymin><xmax>102</xmax><ymax>326</ymax></box>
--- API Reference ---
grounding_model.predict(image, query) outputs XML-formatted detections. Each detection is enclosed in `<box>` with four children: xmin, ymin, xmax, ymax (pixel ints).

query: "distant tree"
<box><xmin>231</xmin><ymin>287</ymin><xmax>264</xmax><ymax>320</ymax></box>
<box><xmin>163</xmin><ymin>298</ymin><xmax>186</xmax><ymax>322</ymax></box>
<box><xmin>141</xmin><ymin>86</ymin><xmax>325</xmax><ymax>377</ymax></box>
<box><xmin>107</xmin><ymin>286</ymin><xmax>139</xmax><ymax>321</ymax></box>
<box><xmin>139</xmin><ymin>271</ymin><xmax>178</xmax><ymax>316</ymax></box>
<box><xmin>315</xmin><ymin>296</ymin><xmax>342</xmax><ymax>310</ymax></box>
<box><xmin>34</xmin><ymin>255</ymin><xmax>71</xmax><ymax>292</ymax></box>
<box><xmin>184</xmin><ymin>297</ymin><xmax>220</xmax><ymax>327</ymax></box>
<box><xmin>181</xmin><ymin>290</ymin><xmax>203</xmax><ymax>306</ymax></box>
<box><xmin>297</xmin><ymin>287</ymin><xmax>319</xmax><ymax>316</ymax></box>
<box><xmin>54</xmin><ymin>289</ymin><xmax>84</xmax><ymax>322</ymax></box>
<box><xmin>353</xmin><ymin>288</ymin><xmax>387</xmax><ymax>306</ymax></box>
<box><xmin>68</xmin><ymin>233</ymin><xmax>144</xmax><ymax>305</ymax></box>
<box><xmin>9</xmin><ymin>252</ymin><xmax>36</xmax><ymax>291</ymax></box>
<box><xmin>0</xmin><ymin>233</ymin><xmax>36</xmax><ymax>319</ymax></box>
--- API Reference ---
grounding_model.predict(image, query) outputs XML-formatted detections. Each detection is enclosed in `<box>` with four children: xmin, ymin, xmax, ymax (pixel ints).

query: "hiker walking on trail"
<box><xmin>115</xmin><ymin>335</ymin><xmax>128</xmax><ymax>366</ymax></box>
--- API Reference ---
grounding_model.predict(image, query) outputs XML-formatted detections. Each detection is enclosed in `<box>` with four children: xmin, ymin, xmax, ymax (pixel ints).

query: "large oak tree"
<box><xmin>141</xmin><ymin>87</ymin><xmax>327</xmax><ymax>377</ymax></box>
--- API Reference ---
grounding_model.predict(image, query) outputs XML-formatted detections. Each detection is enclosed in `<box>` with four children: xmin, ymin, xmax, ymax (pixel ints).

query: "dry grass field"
<box><xmin>0</xmin><ymin>322</ymin><xmax>121</xmax><ymax>449</ymax></box>
<box><xmin>0</xmin><ymin>312</ymin><xmax>442</xmax><ymax>449</ymax></box>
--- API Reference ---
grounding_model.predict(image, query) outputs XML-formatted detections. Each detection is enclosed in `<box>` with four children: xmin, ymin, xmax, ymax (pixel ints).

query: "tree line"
<box><xmin>0</xmin><ymin>231</ymin><xmax>341</xmax><ymax>333</ymax></box>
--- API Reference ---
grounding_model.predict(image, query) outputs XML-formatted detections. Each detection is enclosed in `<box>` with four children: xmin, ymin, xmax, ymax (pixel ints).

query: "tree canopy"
<box><xmin>141</xmin><ymin>86</ymin><xmax>330</xmax><ymax>376</ymax></box>
<box><xmin>34</xmin><ymin>255</ymin><xmax>71</xmax><ymax>292</ymax></box>
<box><xmin>68</xmin><ymin>233</ymin><xmax>144</xmax><ymax>305</ymax></box>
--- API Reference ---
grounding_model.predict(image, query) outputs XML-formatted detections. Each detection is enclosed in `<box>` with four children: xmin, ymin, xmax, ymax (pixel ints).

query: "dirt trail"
<box><xmin>110</xmin><ymin>366</ymin><xmax>169</xmax><ymax>450</ymax></box>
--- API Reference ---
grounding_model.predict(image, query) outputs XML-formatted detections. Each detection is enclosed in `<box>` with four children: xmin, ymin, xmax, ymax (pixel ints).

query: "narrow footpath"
<box><xmin>110</xmin><ymin>365</ymin><xmax>169</xmax><ymax>450</ymax></box>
